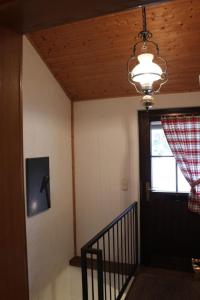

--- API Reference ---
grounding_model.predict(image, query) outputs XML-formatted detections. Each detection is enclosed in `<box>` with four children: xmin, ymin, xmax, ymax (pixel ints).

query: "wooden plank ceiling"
<box><xmin>29</xmin><ymin>0</ymin><xmax>200</xmax><ymax>101</ymax></box>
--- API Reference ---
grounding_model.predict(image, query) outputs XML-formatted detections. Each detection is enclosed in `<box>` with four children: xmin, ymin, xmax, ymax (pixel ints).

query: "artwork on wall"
<box><xmin>26</xmin><ymin>157</ymin><xmax>51</xmax><ymax>217</ymax></box>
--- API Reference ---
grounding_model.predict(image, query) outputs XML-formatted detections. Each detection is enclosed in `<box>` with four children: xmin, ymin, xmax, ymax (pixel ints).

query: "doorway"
<box><xmin>139</xmin><ymin>107</ymin><xmax>200</xmax><ymax>271</ymax></box>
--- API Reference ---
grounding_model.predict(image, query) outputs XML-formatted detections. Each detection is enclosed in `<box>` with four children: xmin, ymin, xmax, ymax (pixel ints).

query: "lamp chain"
<box><xmin>142</xmin><ymin>6</ymin><xmax>147</xmax><ymax>33</ymax></box>
<box><xmin>139</xmin><ymin>6</ymin><xmax>152</xmax><ymax>42</ymax></box>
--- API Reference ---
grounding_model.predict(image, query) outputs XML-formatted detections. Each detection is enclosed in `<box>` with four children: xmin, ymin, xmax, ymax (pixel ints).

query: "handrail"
<box><xmin>82</xmin><ymin>202</ymin><xmax>137</xmax><ymax>250</ymax></box>
<box><xmin>81</xmin><ymin>202</ymin><xmax>139</xmax><ymax>300</ymax></box>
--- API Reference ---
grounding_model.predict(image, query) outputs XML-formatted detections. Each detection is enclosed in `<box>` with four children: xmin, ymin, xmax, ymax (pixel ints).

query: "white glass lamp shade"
<box><xmin>131</xmin><ymin>53</ymin><xmax>162</xmax><ymax>90</ymax></box>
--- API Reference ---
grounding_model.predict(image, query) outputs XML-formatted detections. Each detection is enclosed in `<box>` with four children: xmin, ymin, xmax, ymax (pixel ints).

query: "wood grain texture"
<box><xmin>28</xmin><ymin>0</ymin><xmax>200</xmax><ymax>101</ymax></box>
<box><xmin>0</xmin><ymin>28</ymin><xmax>29</xmax><ymax>299</ymax></box>
<box><xmin>0</xmin><ymin>0</ymin><xmax>168</xmax><ymax>33</ymax></box>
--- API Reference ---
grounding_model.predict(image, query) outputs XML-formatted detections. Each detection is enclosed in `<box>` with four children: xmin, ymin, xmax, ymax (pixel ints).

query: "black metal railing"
<box><xmin>81</xmin><ymin>202</ymin><xmax>138</xmax><ymax>300</ymax></box>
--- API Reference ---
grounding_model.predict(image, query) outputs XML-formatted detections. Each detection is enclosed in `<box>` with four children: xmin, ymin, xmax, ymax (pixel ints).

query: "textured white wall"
<box><xmin>22</xmin><ymin>37</ymin><xmax>74</xmax><ymax>300</ymax></box>
<box><xmin>74</xmin><ymin>92</ymin><xmax>200</xmax><ymax>252</ymax></box>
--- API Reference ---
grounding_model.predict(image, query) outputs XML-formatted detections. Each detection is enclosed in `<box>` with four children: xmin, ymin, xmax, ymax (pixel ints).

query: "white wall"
<box><xmin>74</xmin><ymin>92</ymin><xmax>200</xmax><ymax>252</ymax></box>
<box><xmin>22</xmin><ymin>37</ymin><xmax>74</xmax><ymax>300</ymax></box>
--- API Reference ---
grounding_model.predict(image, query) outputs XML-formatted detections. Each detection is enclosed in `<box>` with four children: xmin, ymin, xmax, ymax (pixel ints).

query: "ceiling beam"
<box><xmin>0</xmin><ymin>0</ymin><xmax>171</xmax><ymax>34</ymax></box>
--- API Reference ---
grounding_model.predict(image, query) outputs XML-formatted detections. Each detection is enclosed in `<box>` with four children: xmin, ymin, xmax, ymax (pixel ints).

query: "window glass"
<box><xmin>151</xmin><ymin>157</ymin><xmax>176</xmax><ymax>192</ymax></box>
<box><xmin>177</xmin><ymin>167</ymin><xmax>190</xmax><ymax>193</ymax></box>
<box><xmin>151</xmin><ymin>121</ymin><xmax>190</xmax><ymax>193</ymax></box>
<box><xmin>151</xmin><ymin>122</ymin><xmax>172</xmax><ymax>156</ymax></box>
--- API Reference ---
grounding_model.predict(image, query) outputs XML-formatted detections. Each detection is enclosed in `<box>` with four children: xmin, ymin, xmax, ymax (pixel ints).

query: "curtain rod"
<box><xmin>161</xmin><ymin>113</ymin><xmax>200</xmax><ymax>119</ymax></box>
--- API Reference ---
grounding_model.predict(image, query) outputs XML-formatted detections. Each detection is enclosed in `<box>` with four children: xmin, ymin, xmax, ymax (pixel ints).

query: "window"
<box><xmin>151</xmin><ymin>121</ymin><xmax>190</xmax><ymax>193</ymax></box>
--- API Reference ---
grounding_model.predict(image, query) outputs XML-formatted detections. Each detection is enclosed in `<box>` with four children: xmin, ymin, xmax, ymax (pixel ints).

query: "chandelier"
<box><xmin>128</xmin><ymin>6</ymin><xmax>168</xmax><ymax>110</ymax></box>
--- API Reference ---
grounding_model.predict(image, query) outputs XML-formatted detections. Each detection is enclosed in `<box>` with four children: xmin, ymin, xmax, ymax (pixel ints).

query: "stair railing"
<box><xmin>81</xmin><ymin>202</ymin><xmax>138</xmax><ymax>300</ymax></box>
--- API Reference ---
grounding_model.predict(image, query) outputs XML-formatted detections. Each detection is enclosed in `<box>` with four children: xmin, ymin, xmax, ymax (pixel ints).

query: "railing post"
<box><xmin>81</xmin><ymin>247</ymin><xmax>88</xmax><ymax>300</ymax></box>
<box><xmin>97</xmin><ymin>249</ymin><xmax>104</xmax><ymax>300</ymax></box>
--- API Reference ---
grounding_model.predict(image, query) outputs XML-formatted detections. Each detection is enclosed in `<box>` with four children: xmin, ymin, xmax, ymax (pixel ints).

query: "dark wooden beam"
<box><xmin>0</xmin><ymin>0</ymin><xmax>171</xmax><ymax>34</ymax></box>
<box><xmin>0</xmin><ymin>27</ymin><xmax>29</xmax><ymax>299</ymax></box>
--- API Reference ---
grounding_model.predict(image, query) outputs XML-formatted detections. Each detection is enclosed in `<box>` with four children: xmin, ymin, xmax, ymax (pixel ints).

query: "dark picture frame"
<box><xmin>26</xmin><ymin>157</ymin><xmax>51</xmax><ymax>217</ymax></box>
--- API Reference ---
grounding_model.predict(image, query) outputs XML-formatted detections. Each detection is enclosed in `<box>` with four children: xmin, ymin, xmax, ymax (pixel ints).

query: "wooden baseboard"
<box><xmin>70</xmin><ymin>256</ymin><xmax>136</xmax><ymax>275</ymax></box>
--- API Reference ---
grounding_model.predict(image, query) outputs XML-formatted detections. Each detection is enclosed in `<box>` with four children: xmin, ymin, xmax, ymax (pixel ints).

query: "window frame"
<box><xmin>150</xmin><ymin>121</ymin><xmax>190</xmax><ymax>193</ymax></box>
<box><xmin>143</xmin><ymin>106</ymin><xmax>200</xmax><ymax>197</ymax></box>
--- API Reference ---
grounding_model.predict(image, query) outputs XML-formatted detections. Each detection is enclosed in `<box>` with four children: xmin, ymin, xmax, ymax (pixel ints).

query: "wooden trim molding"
<box><xmin>71</xmin><ymin>101</ymin><xmax>77</xmax><ymax>256</ymax></box>
<box><xmin>70</xmin><ymin>256</ymin><xmax>136</xmax><ymax>275</ymax></box>
<box><xmin>0</xmin><ymin>27</ymin><xmax>29</xmax><ymax>299</ymax></box>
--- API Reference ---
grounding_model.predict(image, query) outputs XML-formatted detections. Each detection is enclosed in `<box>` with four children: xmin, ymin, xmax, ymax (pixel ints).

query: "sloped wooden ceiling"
<box><xmin>29</xmin><ymin>0</ymin><xmax>200</xmax><ymax>101</ymax></box>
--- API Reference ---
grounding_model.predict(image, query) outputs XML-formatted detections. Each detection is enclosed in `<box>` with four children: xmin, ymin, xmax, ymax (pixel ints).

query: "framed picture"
<box><xmin>26</xmin><ymin>157</ymin><xmax>51</xmax><ymax>217</ymax></box>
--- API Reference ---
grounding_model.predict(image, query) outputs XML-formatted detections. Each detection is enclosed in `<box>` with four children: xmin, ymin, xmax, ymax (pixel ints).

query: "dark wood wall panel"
<box><xmin>0</xmin><ymin>28</ymin><xmax>29</xmax><ymax>300</ymax></box>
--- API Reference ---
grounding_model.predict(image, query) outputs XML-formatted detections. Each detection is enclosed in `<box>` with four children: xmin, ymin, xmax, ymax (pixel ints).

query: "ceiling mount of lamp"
<box><xmin>128</xmin><ymin>6</ymin><xmax>168</xmax><ymax>110</ymax></box>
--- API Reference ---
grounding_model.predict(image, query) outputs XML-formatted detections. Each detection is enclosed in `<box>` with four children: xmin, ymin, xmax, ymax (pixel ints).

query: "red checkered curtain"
<box><xmin>161</xmin><ymin>116</ymin><xmax>200</xmax><ymax>214</ymax></box>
